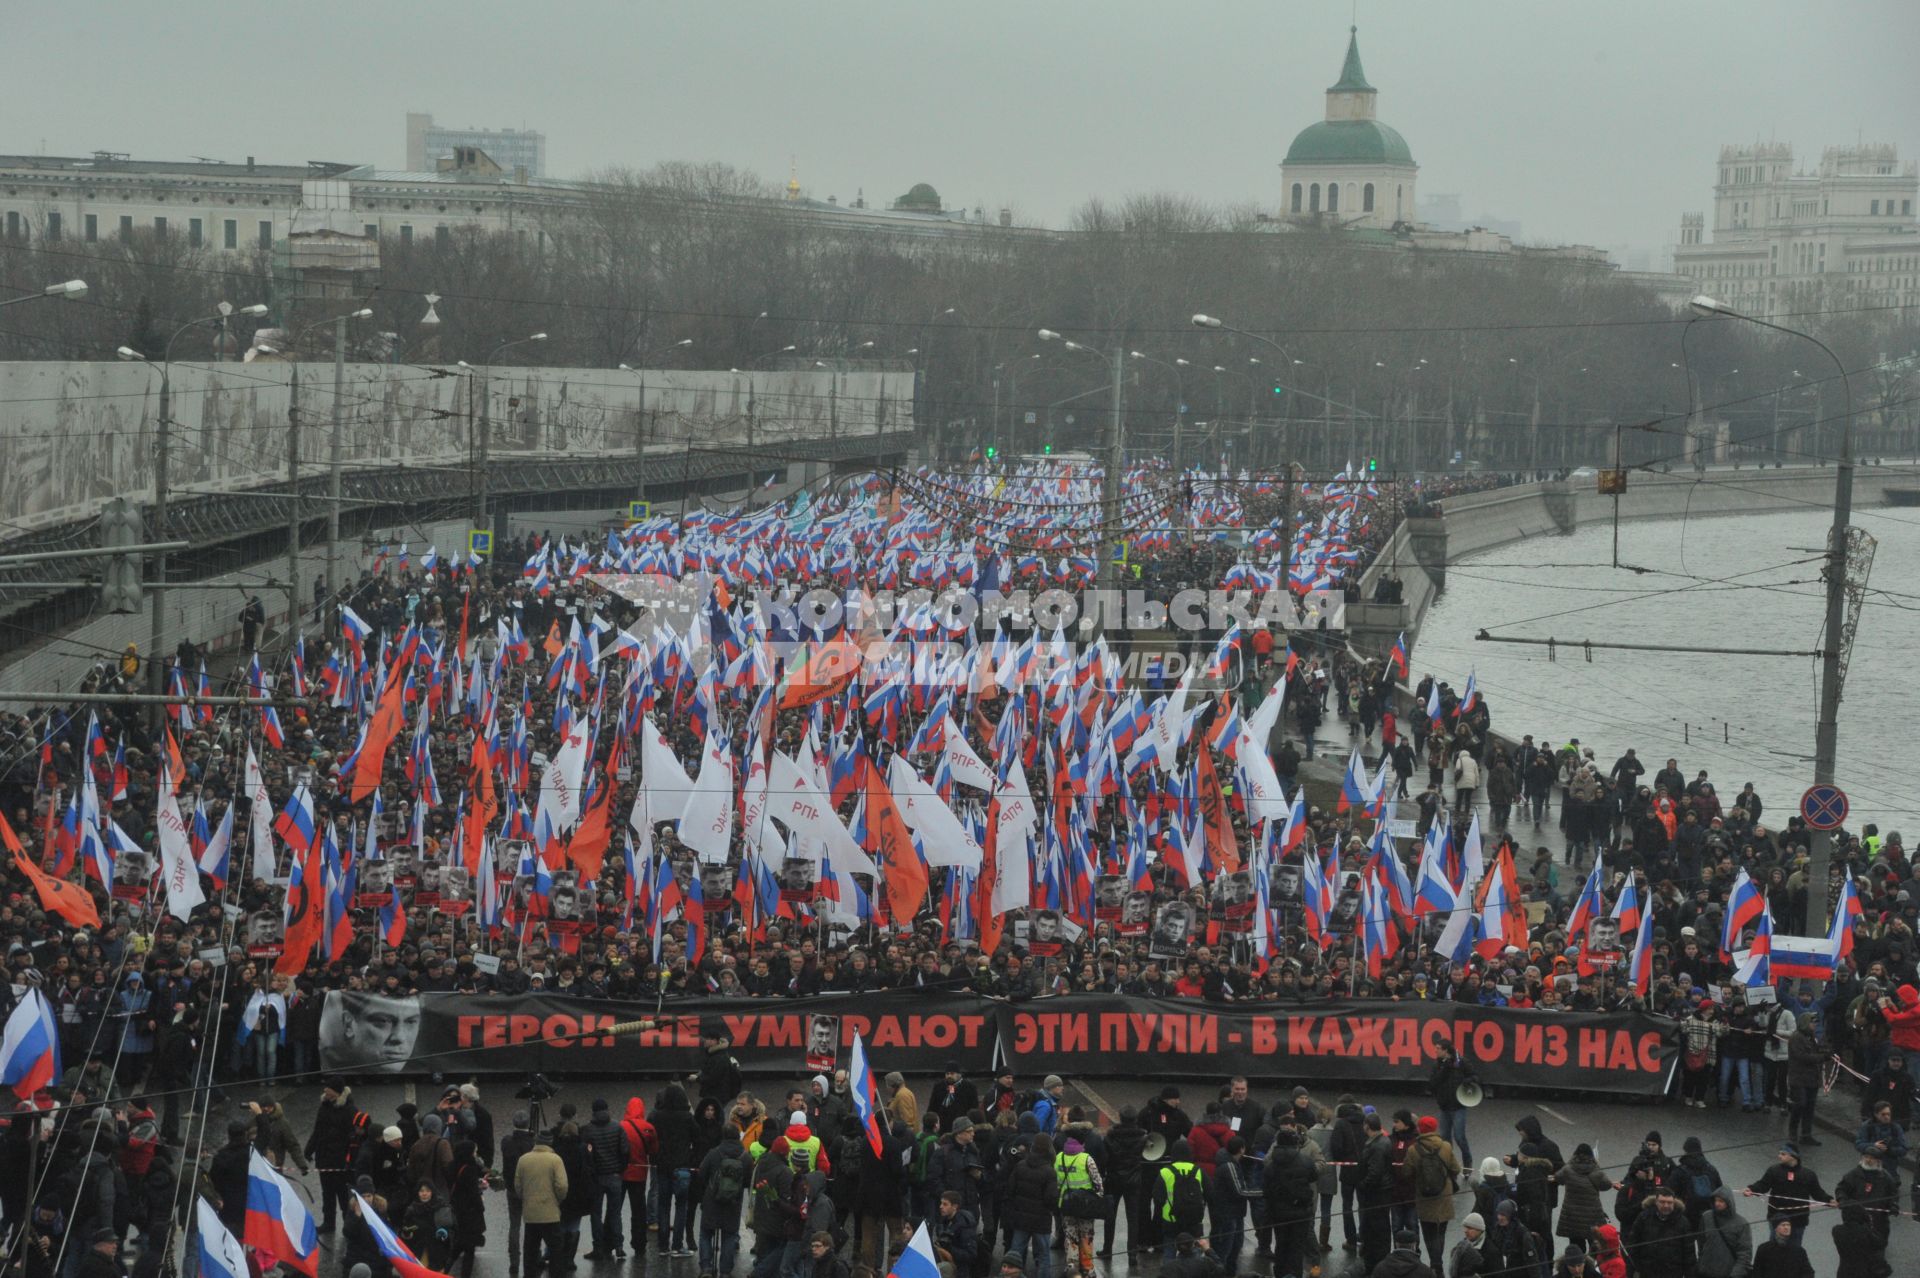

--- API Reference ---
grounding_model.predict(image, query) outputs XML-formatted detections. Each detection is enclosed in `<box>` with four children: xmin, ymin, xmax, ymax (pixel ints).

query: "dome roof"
<box><xmin>893</xmin><ymin>182</ymin><xmax>942</xmax><ymax>212</ymax></box>
<box><xmin>1284</xmin><ymin>119</ymin><xmax>1414</xmax><ymax>167</ymax></box>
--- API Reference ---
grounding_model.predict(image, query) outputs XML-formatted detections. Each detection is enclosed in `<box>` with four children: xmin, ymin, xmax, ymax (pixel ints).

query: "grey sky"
<box><xmin>14</xmin><ymin>1</ymin><xmax>1918</xmax><ymax>258</ymax></box>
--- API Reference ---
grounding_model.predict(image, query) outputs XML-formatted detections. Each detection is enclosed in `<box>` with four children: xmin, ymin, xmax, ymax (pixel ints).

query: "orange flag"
<box><xmin>865</xmin><ymin>764</ymin><xmax>927</xmax><ymax>924</ymax></box>
<box><xmin>777</xmin><ymin>638</ymin><xmax>863</xmax><ymax>711</ymax></box>
<box><xmin>542</xmin><ymin>619</ymin><xmax>564</xmax><ymax>659</ymax></box>
<box><xmin>976</xmin><ymin>797</ymin><xmax>1003</xmax><ymax>956</ymax></box>
<box><xmin>277</xmin><ymin>838</ymin><xmax>325</xmax><ymax>976</ymax></box>
<box><xmin>1194</xmin><ymin>747</ymin><xmax>1240</xmax><ymax>874</ymax></box>
<box><xmin>1</xmin><ymin>811</ymin><xmax>101</xmax><ymax>929</ymax></box>
<box><xmin>563</xmin><ymin>781</ymin><xmax>614</xmax><ymax>881</ymax></box>
<box><xmin>349</xmin><ymin>666</ymin><xmax>410</xmax><ymax>803</ymax></box>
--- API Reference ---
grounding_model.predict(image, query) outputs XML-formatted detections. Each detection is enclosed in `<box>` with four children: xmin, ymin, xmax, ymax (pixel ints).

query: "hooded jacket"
<box><xmin>620</xmin><ymin>1097</ymin><xmax>657</xmax><ymax>1183</ymax></box>
<box><xmin>651</xmin><ymin>1084</ymin><xmax>697</xmax><ymax>1171</ymax></box>
<box><xmin>1695</xmin><ymin>1192</ymin><xmax>1752</xmax><ymax>1278</ymax></box>
<box><xmin>1552</xmin><ymin>1148</ymin><xmax>1614</xmax><ymax>1240</ymax></box>
<box><xmin>584</xmin><ymin>1108</ymin><xmax>628</xmax><ymax>1177</ymax></box>
<box><xmin>1403</xmin><ymin>1131</ymin><xmax>1460</xmax><ymax>1223</ymax></box>
<box><xmin>305</xmin><ymin>1087</ymin><xmax>362</xmax><ymax>1169</ymax></box>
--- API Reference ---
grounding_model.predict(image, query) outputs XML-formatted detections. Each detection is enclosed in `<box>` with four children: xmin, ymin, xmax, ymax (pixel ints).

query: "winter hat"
<box><xmin>1291</xmin><ymin>1086</ymin><xmax>1311</xmax><ymax>1100</ymax></box>
<box><xmin>592</xmin><ymin>1099</ymin><xmax>610</xmax><ymax>1115</ymax></box>
<box><xmin>1063</xmin><ymin>1137</ymin><xmax>1084</xmax><ymax>1155</ymax></box>
<box><xmin>1043</xmin><ymin>1074</ymin><xmax>1064</xmax><ymax>1090</ymax></box>
<box><xmin>952</xmin><ymin>1118</ymin><xmax>974</xmax><ymax>1135</ymax></box>
<box><xmin>1461</xmin><ymin>1213</ymin><xmax>1486</xmax><ymax>1233</ymax></box>
<box><xmin>1393</xmin><ymin>1229</ymin><xmax>1420</xmax><ymax>1250</ymax></box>
<box><xmin>382</xmin><ymin>1126</ymin><xmax>403</xmax><ymax>1143</ymax></box>
<box><xmin>1479</xmin><ymin>1157</ymin><xmax>1505</xmax><ymax>1181</ymax></box>
<box><xmin>812</xmin><ymin>1074</ymin><xmax>829</xmax><ymax>1093</ymax></box>
<box><xmin>322</xmin><ymin>1075</ymin><xmax>348</xmax><ymax>1094</ymax></box>
<box><xmin>1643</xmin><ymin>1130</ymin><xmax>1662</xmax><ymax>1146</ymax></box>
<box><xmin>349</xmin><ymin>1267</ymin><xmax>373</xmax><ymax>1278</ymax></box>
<box><xmin>789</xmin><ymin>1111</ymin><xmax>809</xmax><ymax>1128</ymax></box>
<box><xmin>460</xmin><ymin>1083</ymin><xmax>480</xmax><ymax>1102</ymax></box>
<box><xmin>512</xmin><ymin>1111</ymin><xmax>530</xmax><ymax>1131</ymax></box>
<box><xmin>1779</xmin><ymin>1141</ymin><xmax>1799</xmax><ymax>1159</ymax></box>
<box><xmin>1683</xmin><ymin>1136</ymin><xmax>1703</xmax><ymax>1154</ymax></box>
<box><xmin>421</xmin><ymin>1114</ymin><xmax>444</xmax><ymax>1137</ymax></box>
<box><xmin>1711</xmin><ymin>1186</ymin><xmax>1734</xmax><ymax>1206</ymax></box>
<box><xmin>1495</xmin><ymin>1199</ymin><xmax>1517</xmax><ymax>1220</ymax></box>
<box><xmin>1573</xmin><ymin>1143</ymin><xmax>1594</xmax><ymax>1159</ymax></box>
<box><xmin>1160</xmin><ymin>1085</ymin><xmax>1181</xmax><ymax>1100</ymax></box>
<box><xmin>1417</xmin><ymin>1115</ymin><xmax>1439</xmax><ymax>1134</ymax></box>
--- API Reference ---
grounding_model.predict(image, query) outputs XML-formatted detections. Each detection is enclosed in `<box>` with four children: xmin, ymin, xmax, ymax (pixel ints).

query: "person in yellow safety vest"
<box><xmin>1054</xmin><ymin>1135</ymin><xmax>1106</xmax><ymax>1274</ymax></box>
<box><xmin>1157</xmin><ymin>1138</ymin><xmax>1205</xmax><ymax>1259</ymax></box>
<box><xmin>1863</xmin><ymin>824</ymin><xmax>1883</xmax><ymax>858</ymax></box>
<box><xmin>768</xmin><ymin>1110</ymin><xmax>831</xmax><ymax>1177</ymax></box>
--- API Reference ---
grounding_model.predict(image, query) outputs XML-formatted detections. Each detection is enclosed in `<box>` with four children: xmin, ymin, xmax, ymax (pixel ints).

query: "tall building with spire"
<box><xmin>1280</xmin><ymin>27</ymin><xmax>1417</xmax><ymax>230</ymax></box>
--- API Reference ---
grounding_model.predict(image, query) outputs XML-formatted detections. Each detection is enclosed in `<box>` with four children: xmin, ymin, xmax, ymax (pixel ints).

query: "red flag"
<box><xmin>564</xmin><ymin>780</ymin><xmax>614</xmax><ymax>881</ymax></box>
<box><xmin>349</xmin><ymin>667</ymin><xmax>410</xmax><ymax>803</ymax></box>
<box><xmin>777</xmin><ymin>639</ymin><xmax>863</xmax><ymax>711</ymax></box>
<box><xmin>976</xmin><ymin>796</ymin><xmax>1003</xmax><ymax>956</ymax></box>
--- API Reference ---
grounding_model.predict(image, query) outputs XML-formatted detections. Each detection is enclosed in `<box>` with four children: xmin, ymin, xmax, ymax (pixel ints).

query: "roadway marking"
<box><xmin>1070</xmin><ymin>1077</ymin><xmax>1121</xmax><ymax>1123</ymax></box>
<box><xmin>1536</xmin><ymin>1103</ymin><xmax>1574</xmax><ymax>1125</ymax></box>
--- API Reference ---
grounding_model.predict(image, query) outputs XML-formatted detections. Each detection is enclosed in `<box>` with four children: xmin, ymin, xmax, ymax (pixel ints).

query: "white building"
<box><xmin>1280</xmin><ymin>27</ymin><xmax>1418</xmax><ymax>230</ymax></box>
<box><xmin>1672</xmin><ymin>142</ymin><xmax>1920</xmax><ymax>321</ymax></box>
<box><xmin>405</xmin><ymin>113</ymin><xmax>546</xmax><ymax>178</ymax></box>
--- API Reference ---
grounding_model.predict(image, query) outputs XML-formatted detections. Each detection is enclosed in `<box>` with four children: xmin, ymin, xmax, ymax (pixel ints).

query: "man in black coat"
<box><xmin>1098</xmin><ymin>1106</ymin><xmax>1147</xmax><ymax>1261</ymax></box>
<box><xmin>928</xmin><ymin>1065</ymin><xmax>978</xmax><ymax>1132</ymax></box>
<box><xmin>1355</xmin><ymin>1114</ymin><xmax>1397</xmax><ymax>1275</ymax></box>
<box><xmin>1263</xmin><ymin>1126</ymin><xmax>1318</xmax><ymax>1278</ymax></box>
<box><xmin>1623</xmin><ymin>1190</ymin><xmax>1694</xmax><ymax>1278</ymax></box>
<box><xmin>304</xmin><ymin>1077</ymin><xmax>363</xmax><ymax>1234</ymax></box>
<box><xmin>695</xmin><ymin>1030</ymin><xmax>743</xmax><ymax>1106</ymax></box>
<box><xmin>207</xmin><ymin>1121</ymin><xmax>254</xmax><ymax>1237</ymax></box>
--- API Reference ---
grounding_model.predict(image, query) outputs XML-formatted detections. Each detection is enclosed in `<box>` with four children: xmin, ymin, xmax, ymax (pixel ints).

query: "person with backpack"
<box><xmin>651</xmin><ymin>1084</ymin><xmax>699</xmax><ymax>1258</ymax></box>
<box><xmin>1403</xmin><ymin>1116</ymin><xmax>1460</xmax><ymax>1274</ymax></box>
<box><xmin>1030</xmin><ymin>1077</ymin><xmax>1064</xmax><ymax>1136</ymax></box>
<box><xmin>1097</xmin><ymin>1105</ymin><xmax>1146</xmax><ymax>1263</ymax></box>
<box><xmin>1327</xmin><ymin>1095</ymin><xmax>1367</xmax><ymax>1253</ymax></box>
<box><xmin>1263</xmin><ymin>1125</ymin><xmax>1318</xmax><ymax>1278</ymax></box>
<box><xmin>1674</xmin><ymin>1136</ymin><xmax>1724</xmax><ymax>1227</ymax></box>
<box><xmin>852</xmin><ymin>1118</ymin><xmax>912</xmax><ymax>1272</ymax></box>
<box><xmin>910</xmin><ymin>1114</ymin><xmax>944</xmax><ymax>1224</ymax></box>
<box><xmin>1055</xmin><ymin>1135</ymin><xmax>1105</xmax><ymax>1277</ymax></box>
<box><xmin>1156</xmin><ymin>1138</ymin><xmax>1207</xmax><ymax>1261</ymax></box>
<box><xmin>1695</xmin><ymin>1186</ymin><xmax>1751</xmax><ymax>1278</ymax></box>
<box><xmin>1002</xmin><ymin>1133</ymin><xmax>1058</xmax><ymax>1278</ymax></box>
<box><xmin>305</xmin><ymin>1077</ymin><xmax>365</xmax><ymax>1235</ymax></box>
<box><xmin>583</xmin><ymin>1099</ymin><xmax>630</xmax><ymax>1261</ymax></box>
<box><xmin>695</xmin><ymin>1126</ymin><xmax>748</xmax><ymax>1278</ymax></box>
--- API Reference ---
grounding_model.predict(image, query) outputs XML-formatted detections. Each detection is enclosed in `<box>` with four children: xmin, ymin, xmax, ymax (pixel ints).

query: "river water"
<box><xmin>1416</xmin><ymin>503</ymin><xmax>1920</xmax><ymax>834</ymax></box>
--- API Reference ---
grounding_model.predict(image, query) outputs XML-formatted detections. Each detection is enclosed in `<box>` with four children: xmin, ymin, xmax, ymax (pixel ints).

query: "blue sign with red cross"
<box><xmin>1799</xmin><ymin>784</ymin><xmax>1849</xmax><ymax>832</ymax></box>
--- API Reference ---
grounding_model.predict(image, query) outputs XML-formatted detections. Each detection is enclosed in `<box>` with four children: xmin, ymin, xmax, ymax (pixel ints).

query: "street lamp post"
<box><xmin>289</xmin><ymin>308</ymin><xmax>372</xmax><ymax>621</ymax></box>
<box><xmin>1040</xmin><ymin>329</ymin><xmax>1124</xmax><ymax>634</ymax></box>
<box><xmin>0</xmin><ymin>279</ymin><xmax>87</xmax><ymax>309</ymax></box>
<box><xmin>1128</xmin><ymin>351</ymin><xmax>1189</xmax><ymax>469</ymax></box>
<box><xmin>619</xmin><ymin>339</ymin><xmax>694</xmax><ymax>495</ymax></box>
<box><xmin>479</xmin><ymin>332</ymin><xmax>548</xmax><ymax>532</ymax></box>
<box><xmin>119</xmin><ymin>301</ymin><xmax>269</xmax><ymax>696</ymax></box>
<box><xmin>1691</xmin><ymin>293</ymin><xmax>1853</xmax><ymax>926</ymax></box>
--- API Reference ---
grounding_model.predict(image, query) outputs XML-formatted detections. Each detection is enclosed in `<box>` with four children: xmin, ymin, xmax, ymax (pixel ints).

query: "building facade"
<box><xmin>1280</xmin><ymin>27</ymin><xmax>1418</xmax><ymax>231</ymax></box>
<box><xmin>405</xmin><ymin>112</ymin><xmax>546</xmax><ymax>178</ymax></box>
<box><xmin>1671</xmin><ymin>142</ymin><xmax>1920</xmax><ymax>320</ymax></box>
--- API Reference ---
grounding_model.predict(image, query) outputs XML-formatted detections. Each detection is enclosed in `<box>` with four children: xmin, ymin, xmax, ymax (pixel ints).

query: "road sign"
<box><xmin>467</xmin><ymin>529</ymin><xmax>493</xmax><ymax>557</ymax></box>
<box><xmin>1799</xmin><ymin>783</ymin><xmax>1849</xmax><ymax>831</ymax></box>
<box><xmin>627</xmin><ymin>499</ymin><xmax>652</xmax><ymax>522</ymax></box>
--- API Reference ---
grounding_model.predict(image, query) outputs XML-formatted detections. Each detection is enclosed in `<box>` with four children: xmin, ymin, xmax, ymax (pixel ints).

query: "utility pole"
<box><xmin>148</xmin><ymin>370</ymin><xmax>171</xmax><ymax>695</ymax></box>
<box><xmin>635</xmin><ymin>371</ymin><xmax>648</xmax><ymax>500</ymax></box>
<box><xmin>288</xmin><ymin>361</ymin><xmax>302</xmax><ymax>625</ymax></box>
<box><xmin>327</xmin><ymin>314</ymin><xmax>346</xmax><ymax>605</ymax></box>
<box><xmin>1690</xmin><ymin>295</ymin><xmax>1854</xmax><ymax>927</ymax></box>
<box><xmin>1097</xmin><ymin>344</ymin><xmax>1124</xmax><ymax>634</ymax></box>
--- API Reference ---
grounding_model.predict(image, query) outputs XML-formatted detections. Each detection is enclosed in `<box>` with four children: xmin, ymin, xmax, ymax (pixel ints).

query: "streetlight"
<box><xmin>1192</xmin><ymin>312</ymin><xmax>1320</xmax><ymax>568</ymax></box>
<box><xmin>1130</xmin><ymin>350</ymin><xmax>1191</xmax><ymax>469</ymax></box>
<box><xmin>1040</xmin><ymin>328</ymin><xmax>1126</xmax><ymax>630</ymax></box>
<box><xmin>475</xmin><ymin>332</ymin><xmax>548</xmax><ymax>529</ymax></box>
<box><xmin>0</xmin><ymin>279</ymin><xmax>87</xmax><ymax>308</ymax></box>
<box><xmin>1690</xmin><ymin>292</ymin><xmax>1855</xmax><ymax>926</ymax></box>
<box><xmin>290</xmin><ymin>307</ymin><xmax>374</xmax><ymax>602</ymax></box>
<box><xmin>122</xmin><ymin>302</ymin><xmax>268</xmax><ymax>698</ymax></box>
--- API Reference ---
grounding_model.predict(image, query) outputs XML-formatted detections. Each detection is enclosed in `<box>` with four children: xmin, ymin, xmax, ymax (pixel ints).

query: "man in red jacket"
<box><xmin>1880</xmin><ymin>984</ymin><xmax>1920</xmax><ymax>1090</ymax></box>
<box><xmin>620</xmin><ymin>1097</ymin><xmax>658</xmax><ymax>1258</ymax></box>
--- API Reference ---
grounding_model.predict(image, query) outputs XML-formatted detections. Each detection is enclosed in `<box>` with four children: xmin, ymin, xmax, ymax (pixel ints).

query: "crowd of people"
<box><xmin>0</xmin><ymin>460</ymin><xmax>1911</xmax><ymax>1278</ymax></box>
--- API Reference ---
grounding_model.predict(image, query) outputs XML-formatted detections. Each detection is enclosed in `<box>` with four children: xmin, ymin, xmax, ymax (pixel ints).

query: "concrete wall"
<box><xmin>0</xmin><ymin>361</ymin><xmax>912</xmax><ymax>537</ymax></box>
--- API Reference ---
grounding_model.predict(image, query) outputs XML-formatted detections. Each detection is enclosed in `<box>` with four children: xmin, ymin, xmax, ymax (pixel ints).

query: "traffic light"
<box><xmin>1366</xmin><ymin>457</ymin><xmax>1378</xmax><ymax>473</ymax></box>
<box><xmin>98</xmin><ymin>497</ymin><xmax>146</xmax><ymax>614</ymax></box>
<box><xmin>985</xmin><ymin>445</ymin><xmax>997</xmax><ymax>459</ymax></box>
<box><xmin>1272</xmin><ymin>383</ymin><xmax>1286</xmax><ymax>396</ymax></box>
<box><xmin>1043</xmin><ymin>444</ymin><xmax>1053</xmax><ymax>455</ymax></box>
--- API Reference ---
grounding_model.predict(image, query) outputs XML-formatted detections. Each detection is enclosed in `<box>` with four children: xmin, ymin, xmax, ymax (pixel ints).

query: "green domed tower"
<box><xmin>1281</xmin><ymin>27</ymin><xmax>1418</xmax><ymax>228</ymax></box>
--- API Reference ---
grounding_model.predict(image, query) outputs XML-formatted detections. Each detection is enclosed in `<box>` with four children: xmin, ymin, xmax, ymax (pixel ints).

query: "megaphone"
<box><xmin>1142</xmin><ymin>1133</ymin><xmax>1169</xmax><ymax>1162</ymax></box>
<box><xmin>1455</xmin><ymin>1079</ymin><xmax>1484</xmax><ymax>1109</ymax></box>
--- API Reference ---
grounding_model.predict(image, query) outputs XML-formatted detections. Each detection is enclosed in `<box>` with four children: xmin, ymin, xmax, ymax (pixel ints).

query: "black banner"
<box><xmin>318</xmin><ymin>990</ymin><xmax>1676</xmax><ymax>1095</ymax></box>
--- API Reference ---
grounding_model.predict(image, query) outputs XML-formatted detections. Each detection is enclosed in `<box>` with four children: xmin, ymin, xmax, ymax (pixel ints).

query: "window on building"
<box><xmin>400</xmin><ymin>224</ymin><xmax>413</xmax><ymax>246</ymax></box>
<box><xmin>1327</xmin><ymin>183</ymin><xmax>1339</xmax><ymax>213</ymax></box>
<box><xmin>258</xmin><ymin>220</ymin><xmax>271</xmax><ymax>248</ymax></box>
<box><xmin>1309</xmin><ymin>184</ymin><xmax>1320</xmax><ymax>213</ymax></box>
<box><xmin>364</xmin><ymin>223</ymin><xmax>377</xmax><ymax>238</ymax></box>
<box><xmin>1363</xmin><ymin>183</ymin><xmax>1374</xmax><ymax>212</ymax></box>
<box><xmin>224</xmin><ymin>219</ymin><xmax>237</xmax><ymax>249</ymax></box>
<box><xmin>435</xmin><ymin>224</ymin><xmax>450</xmax><ymax>249</ymax></box>
<box><xmin>3</xmin><ymin>211</ymin><xmax>18</xmax><ymax>241</ymax></box>
<box><xmin>1905</xmin><ymin>200</ymin><xmax>1913</xmax><ymax>215</ymax></box>
<box><xmin>84</xmin><ymin>213</ymin><xmax>97</xmax><ymax>243</ymax></box>
<box><xmin>153</xmin><ymin>216</ymin><xmax>167</xmax><ymax>238</ymax></box>
<box><xmin>1290</xmin><ymin>184</ymin><xmax>1302</xmax><ymax>213</ymax></box>
<box><xmin>45</xmin><ymin>212</ymin><xmax>60</xmax><ymax>242</ymax></box>
<box><xmin>119</xmin><ymin>215</ymin><xmax>133</xmax><ymax>243</ymax></box>
<box><xmin>1872</xmin><ymin>200</ymin><xmax>1880</xmax><ymax>215</ymax></box>
<box><xmin>189</xmin><ymin>218</ymin><xmax>202</xmax><ymax>248</ymax></box>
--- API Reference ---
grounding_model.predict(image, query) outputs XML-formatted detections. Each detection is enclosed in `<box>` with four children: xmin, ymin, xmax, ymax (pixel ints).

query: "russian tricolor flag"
<box><xmin>887</xmin><ymin>1222</ymin><xmax>942</xmax><ymax>1278</ymax></box>
<box><xmin>849</xmin><ymin>1029</ymin><xmax>885</xmax><ymax>1157</ymax></box>
<box><xmin>1720</xmin><ymin>869</ymin><xmax>1765</xmax><ymax>960</ymax></box>
<box><xmin>197</xmin><ymin>1200</ymin><xmax>249</xmax><ymax>1278</ymax></box>
<box><xmin>244</xmin><ymin>1149</ymin><xmax>319</xmax><ymax>1276</ymax></box>
<box><xmin>350</xmin><ymin>1190</ymin><xmax>455</xmax><ymax>1278</ymax></box>
<box><xmin>0</xmin><ymin>989</ymin><xmax>61</xmax><ymax>1097</ymax></box>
